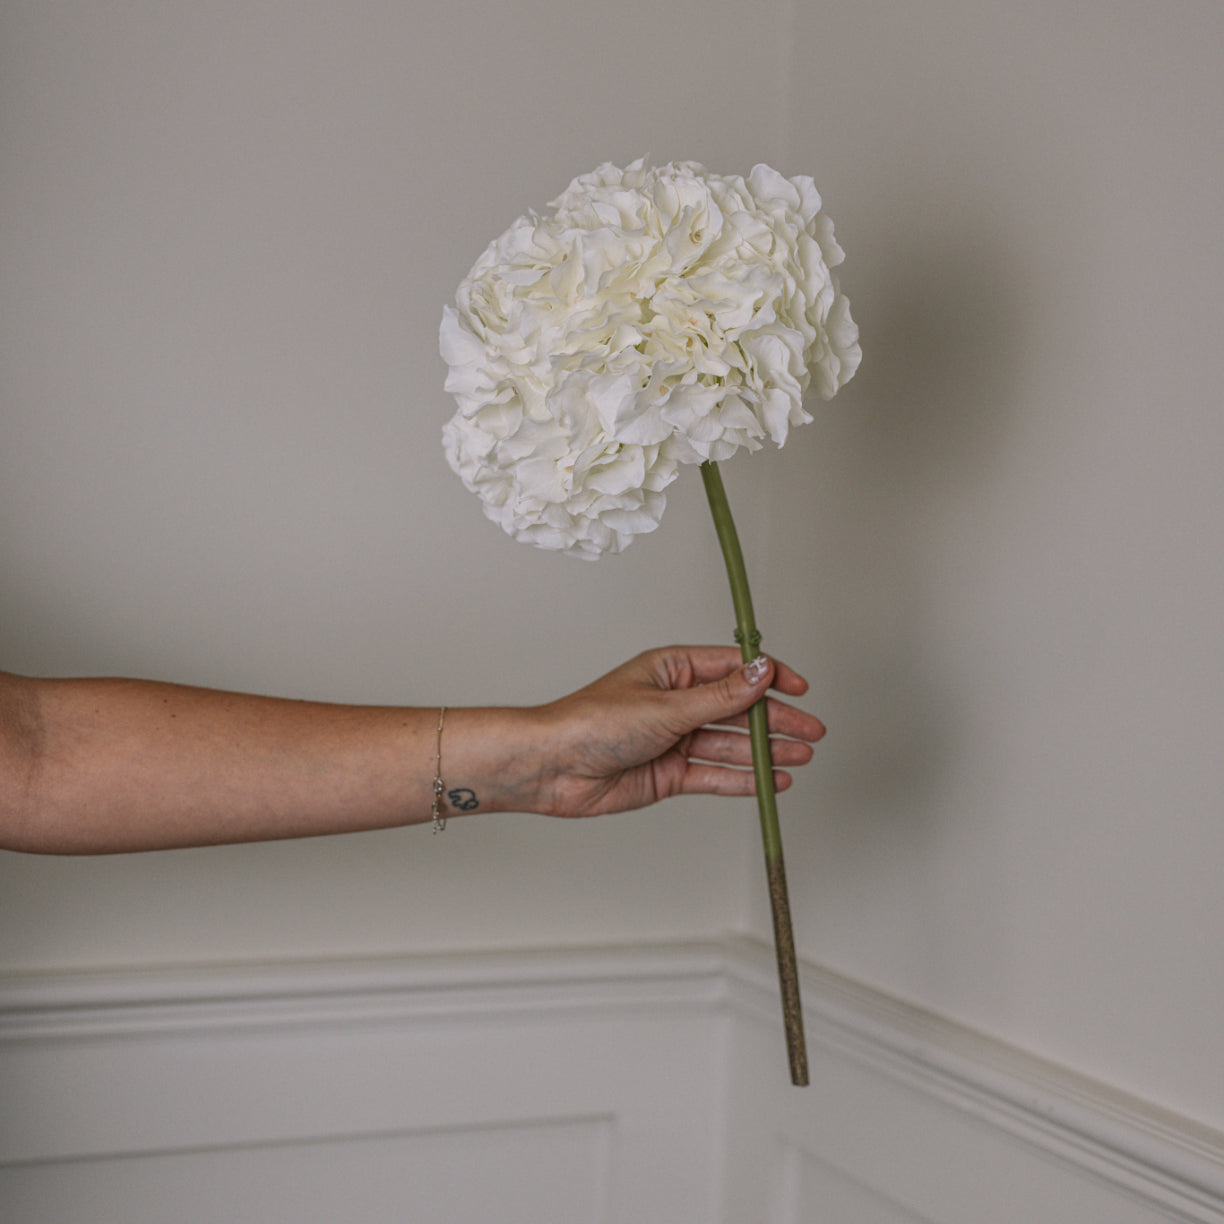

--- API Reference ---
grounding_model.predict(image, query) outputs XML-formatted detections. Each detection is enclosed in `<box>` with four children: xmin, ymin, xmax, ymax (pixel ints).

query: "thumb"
<box><xmin>671</xmin><ymin>654</ymin><xmax>774</xmax><ymax>729</ymax></box>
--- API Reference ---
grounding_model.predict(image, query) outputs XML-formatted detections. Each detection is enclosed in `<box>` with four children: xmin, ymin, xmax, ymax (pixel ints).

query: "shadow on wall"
<box><xmin>849</xmin><ymin>222</ymin><xmax>1025</xmax><ymax>497</ymax></box>
<box><xmin>779</xmin><ymin>213</ymin><xmax>1031</xmax><ymax>846</ymax></box>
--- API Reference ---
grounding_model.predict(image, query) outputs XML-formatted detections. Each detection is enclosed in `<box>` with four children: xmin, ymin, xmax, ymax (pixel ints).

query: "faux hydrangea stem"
<box><xmin>700</xmin><ymin>460</ymin><xmax>809</xmax><ymax>1087</ymax></box>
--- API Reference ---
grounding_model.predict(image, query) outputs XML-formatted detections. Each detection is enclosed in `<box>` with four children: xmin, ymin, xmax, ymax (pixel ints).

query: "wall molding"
<box><xmin>2</xmin><ymin>939</ymin><xmax>1222</xmax><ymax>1223</ymax></box>
<box><xmin>0</xmin><ymin>941</ymin><xmax>730</xmax><ymax>1041</ymax></box>
<box><xmin>720</xmin><ymin>937</ymin><xmax>1224</xmax><ymax>1222</ymax></box>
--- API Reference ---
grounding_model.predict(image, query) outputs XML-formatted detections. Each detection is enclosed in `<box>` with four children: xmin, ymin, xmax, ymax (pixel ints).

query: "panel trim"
<box><xmin>2</xmin><ymin>937</ymin><xmax>1221</xmax><ymax>1220</ymax></box>
<box><xmin>0</xmin><ymin>941</ymin><xmax>729</xmax><ymax>1040</ymax></box>
<box><xmin>720</xmin><ymin>937</ymin><xmax>1224</xmax><ymax>1222</ymax></box>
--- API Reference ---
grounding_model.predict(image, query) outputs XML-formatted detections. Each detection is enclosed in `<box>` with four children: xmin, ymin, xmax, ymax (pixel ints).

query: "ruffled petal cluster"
<box><xmin>441</xmin><ymin>159</ymin><xmax>861</xmax><ymax>559</ymax></box>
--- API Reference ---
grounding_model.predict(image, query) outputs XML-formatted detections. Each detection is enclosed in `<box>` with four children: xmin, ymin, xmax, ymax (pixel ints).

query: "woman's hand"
<box><xmin>530</xmin><ymin>645</ymin><xmax>826</xmax><ymax>817</ymax></box>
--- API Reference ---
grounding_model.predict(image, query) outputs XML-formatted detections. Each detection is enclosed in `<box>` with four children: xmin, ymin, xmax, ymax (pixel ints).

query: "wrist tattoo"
<box><xmin>447</xmin><ymin>787</ymin><xmax>479</xmax><ymax>812</ymax></box>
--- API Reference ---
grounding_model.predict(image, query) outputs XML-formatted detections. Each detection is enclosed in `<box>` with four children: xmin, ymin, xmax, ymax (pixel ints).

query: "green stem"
<box><xmin>700</xmin><ymin>460</ymin><xmax>809</xmax><ymax>1086</ymax></box>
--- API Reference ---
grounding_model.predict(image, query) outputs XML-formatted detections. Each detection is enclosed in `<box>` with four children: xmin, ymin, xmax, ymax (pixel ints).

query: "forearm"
<box><xmin>3</xmin><ymin>675</ymin><xmax>549</xmax><ymax>854</ymax></box>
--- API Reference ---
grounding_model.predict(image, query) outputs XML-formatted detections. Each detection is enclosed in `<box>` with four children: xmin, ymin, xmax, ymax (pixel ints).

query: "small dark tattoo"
<box><xmin>447</xmin><ymin>787</ymin><xmax>479</xmax><ymax>811</ymax></box>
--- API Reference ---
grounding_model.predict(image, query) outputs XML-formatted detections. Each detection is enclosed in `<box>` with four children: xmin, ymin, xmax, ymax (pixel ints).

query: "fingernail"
<box><xmin>743</xmin><ymin>655</ymin><xmax>769</xmax><ymax>685</ymax></box>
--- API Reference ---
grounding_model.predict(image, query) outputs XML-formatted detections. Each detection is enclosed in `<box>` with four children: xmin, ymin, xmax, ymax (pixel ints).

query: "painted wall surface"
<box><xmin>2</xmin><ymin>0</ymin><xmax>1222</xmax><ymax>1138</ymax></box>
<box><xmin>0</xmin><ymin>0</ymin><xmax>786</xmax><ymax>963</ymax></box>
<box><xmin>752</xmin><ymin>2</ymin><xmax>1224</xmax><ymax>1132</ymax></box>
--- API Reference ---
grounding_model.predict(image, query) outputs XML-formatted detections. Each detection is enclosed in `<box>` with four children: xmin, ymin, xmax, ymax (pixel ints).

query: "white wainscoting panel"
<box><xmin>2</xmin><ymin>1118</ymin><xmax>612</xmax><ymax>1224</ymax></box>
<box><xmin>0</xmin><ymin>944</ymin><xmax>729</xmax><ymax>1224</ymax></box>
<box><xmin>719</xmin><ymin>939</ymin><xmax>1224</xmax><ymax>1224</ymax></box>
<box><xmin>2</xmin><ymin>939</ymin><xmax>1222</xmax><ymax>1223</ymax></box>
<box><xmin>777</xmin><ymin>1146</ymin><xmax>931</xmax><ymax>1224</ymax></box>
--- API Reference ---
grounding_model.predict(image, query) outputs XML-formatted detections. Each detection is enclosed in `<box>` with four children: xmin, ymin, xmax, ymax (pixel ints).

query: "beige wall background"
<box><xmin>2</xmin><ymin>0</ymin><xmax>1221</xmax><ymax>1135</ymax></box>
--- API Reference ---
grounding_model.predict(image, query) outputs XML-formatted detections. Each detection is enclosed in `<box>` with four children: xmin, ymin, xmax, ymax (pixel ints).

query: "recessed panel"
<box><xmin>1</xmin><ymin>1116</ymin><xmax>611</xmax><ymax>1224</ymax></box>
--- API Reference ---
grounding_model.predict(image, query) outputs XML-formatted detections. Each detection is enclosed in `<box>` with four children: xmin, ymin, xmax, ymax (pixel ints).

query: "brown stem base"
<box><xmin>767</xmin><ymin>851</ymin><xmax>809</xmax><ymax>1086</ymax></box>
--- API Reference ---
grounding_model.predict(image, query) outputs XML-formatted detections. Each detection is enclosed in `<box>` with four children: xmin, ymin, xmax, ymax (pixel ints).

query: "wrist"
<box><xmin>437</xmin><ymin>705</ymin><xmax>553</xmax><ymax>819</ymax></box>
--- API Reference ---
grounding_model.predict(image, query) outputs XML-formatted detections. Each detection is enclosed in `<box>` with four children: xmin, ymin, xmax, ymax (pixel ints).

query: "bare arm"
<box><xmin>0</xmin><ymin>647</ymin><xmax>824</xmax><ymax>855</ymax></box>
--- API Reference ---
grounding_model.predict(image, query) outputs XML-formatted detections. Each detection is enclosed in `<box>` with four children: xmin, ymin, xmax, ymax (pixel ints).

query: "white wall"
<box><xmin>2</xmin><ymin>0</ymin><xmax>1223</xmax><ymax>1147</ymax></box>
<box><xmin>752</xmin><ymin>1</ymin><xmax>1224</xmax><ymax>1133</ymax></box>
<box><xmin>0</xmin><ymin>0</ymin><xmax>788</xmax><ymax>966</ymax></box>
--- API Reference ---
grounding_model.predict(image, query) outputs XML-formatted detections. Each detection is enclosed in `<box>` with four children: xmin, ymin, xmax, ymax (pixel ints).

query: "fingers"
<box><xmin>686</xmin><ymin>725</ymin><xmax>815</xmax><ymax>768</ymax></box>
<box><xmin>705</xmin><ymin>695</ymin><xmax>826</xmax><ymax>744</ymax></box>
<box><xmin>767</xmin><ymin>659</ymin><xmax>811</xmax><ymax>698</ymax></box>
<box><xmin>668</xmin><ymin>721</ymin><xmax>818</xmax><ymax>805</ymax></box>
<box><xmin>637</xmin><ymin>646</ymin><xmax>825</xmax><ymax>753</ymax></box>
<box><xmin>644</xmin><ymin>644</ymin><xmax>811</xmax><ymax>698</ymax></box>
<box><xmin>654</xmin><ymin>652</ymin><xmax>777</xmax><ymax>733</ymax></box>
<box><xmin>677</xmin><ymin>761</ymin><xmax>798</xmax><ymax>797</ymax></box>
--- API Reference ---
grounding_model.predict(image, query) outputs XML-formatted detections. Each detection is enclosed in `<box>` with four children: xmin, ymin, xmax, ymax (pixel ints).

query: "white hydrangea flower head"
<box><xmin>441</xmin><ymin>158</ymin><xmax>861</xmax><ymax>559</ymax></box>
